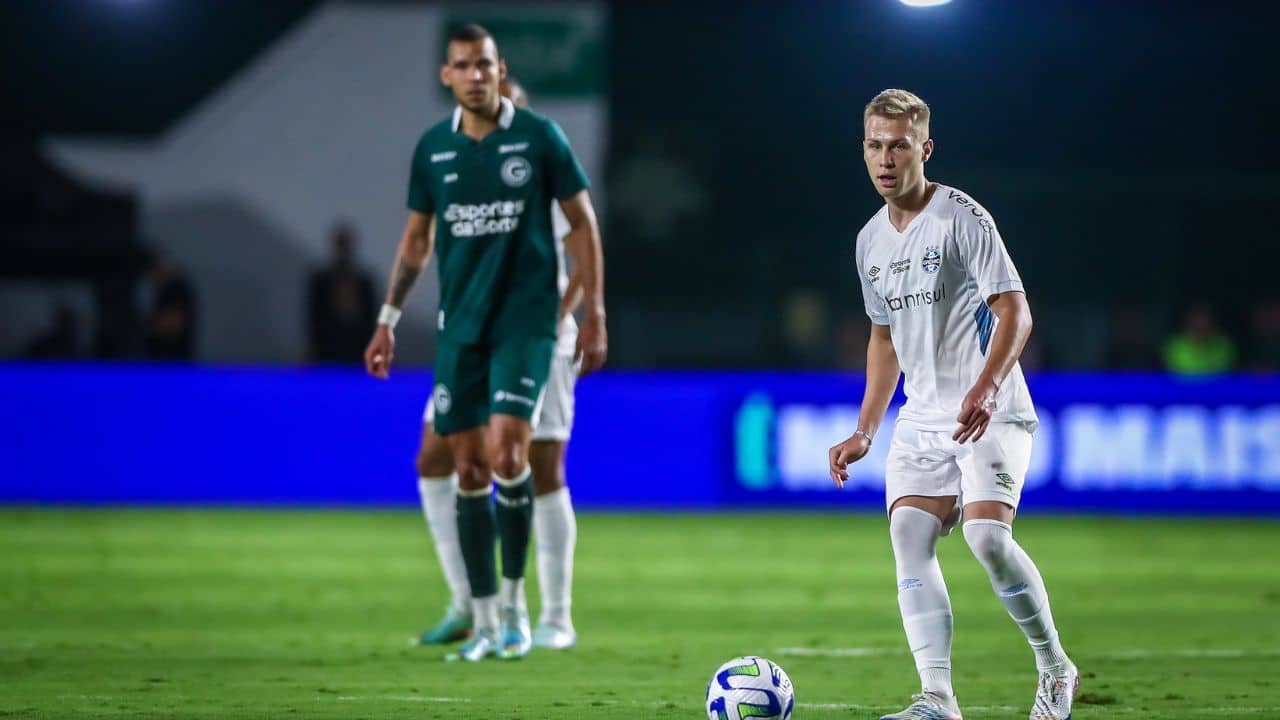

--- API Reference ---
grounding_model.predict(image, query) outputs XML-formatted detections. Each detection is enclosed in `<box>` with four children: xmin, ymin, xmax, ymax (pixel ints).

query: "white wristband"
<box><xmin>377</xmin><ymin>304</ymin><xmax>402</xmax><ymax>329</ymax></box>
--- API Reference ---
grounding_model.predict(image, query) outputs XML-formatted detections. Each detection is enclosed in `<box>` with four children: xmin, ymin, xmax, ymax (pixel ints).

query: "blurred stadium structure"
<box><xmin>5</xmin><ymin>0</ymin><xmax>1278</xmax><ymax>372</ymax></box>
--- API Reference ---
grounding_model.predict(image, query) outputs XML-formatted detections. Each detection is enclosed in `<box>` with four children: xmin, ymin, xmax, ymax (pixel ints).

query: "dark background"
<box><xmin>6</xmin><ymin>0</ymin><xmax>1279</xmax><ymax>370</ymax></box>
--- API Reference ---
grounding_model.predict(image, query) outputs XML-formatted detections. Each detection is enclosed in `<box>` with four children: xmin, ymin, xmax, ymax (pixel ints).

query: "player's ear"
<box><xmin>440</xmin><ymin>63</ymin><xmax>451</xmax><ymax>88</ymax></box>
<box><xmin>498</xmin><ymin>58</ymin><xmax>508</xmax><ymax>82</ymax></box>
<box><xmin>922</xmin><ymin>138</ymin><xmax>935</xmax><ymax>162</ymax></box>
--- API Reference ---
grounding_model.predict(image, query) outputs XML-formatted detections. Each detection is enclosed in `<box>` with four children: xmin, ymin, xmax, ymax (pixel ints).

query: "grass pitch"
<box><xmin>1</xmin><ymin>509</ymin><xmax>1278</xmax><ymax>718</ymax></box>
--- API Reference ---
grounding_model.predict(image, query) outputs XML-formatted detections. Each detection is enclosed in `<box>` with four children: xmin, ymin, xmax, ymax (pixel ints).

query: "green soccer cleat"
<box><xmin>416</xmin><ymin>605</ymin><xmax>472</xmax><ymax>645</ymax></box>
<box><xmin>497</xmin><ymin>604</ymin><xmax>532</xmax><ymax>660</ymax></box>
<box><xmin>443</xmin><ymin>628</ymin><xmax>499</xmax><ymax>662</ymax></box>
<box><xmin>531</xmin><ymin>621</ymin><xmax>577</xmax><ymax>650</ymax></box>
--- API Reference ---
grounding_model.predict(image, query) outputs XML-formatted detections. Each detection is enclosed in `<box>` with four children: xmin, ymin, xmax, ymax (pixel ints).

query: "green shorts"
<box><xmin>430</xmin><ymin>335</ymin><xmax>556</xmax><ymax>435</ymax></box>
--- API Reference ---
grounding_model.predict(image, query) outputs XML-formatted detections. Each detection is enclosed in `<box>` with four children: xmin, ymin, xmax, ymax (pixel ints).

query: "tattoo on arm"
<box><xmin>388</xmin><ymin>258</ymin><xmax>422</xmax><ymax>307</ymax></box>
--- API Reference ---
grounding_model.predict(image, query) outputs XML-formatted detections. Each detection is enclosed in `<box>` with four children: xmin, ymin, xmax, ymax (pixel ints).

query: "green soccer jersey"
<box><xmin>406</xmin><ymin>97</ymin><xmax>590</xmax><ymax>345</ymax></box>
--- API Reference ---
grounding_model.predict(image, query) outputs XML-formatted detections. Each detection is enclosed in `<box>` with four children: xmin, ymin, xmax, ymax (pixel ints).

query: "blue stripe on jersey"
<box><xmin>974</xmin><ymin>303</ymin><xmax>995</xmax><ymax>355</ymax></box>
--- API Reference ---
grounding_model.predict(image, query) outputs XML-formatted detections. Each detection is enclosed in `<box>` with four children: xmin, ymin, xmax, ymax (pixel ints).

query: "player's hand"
<box><xmin>954</xmin><ymin>378</ymin><xmax>998</xmax><ymax>443</ymax></box>
<box><xmin>575</xmin><ymin>310</ymin><xmax>607</xmax><ymax>376</ymax></box>
<box><xmin>828</xmin><ymin>432</ymin><xmax>872</xmax><ymax>490</ymax></box>
<box><xmin>364</xmin><ymin>325</ymin><xmax>395</xmax><ymax>380</ymax></box>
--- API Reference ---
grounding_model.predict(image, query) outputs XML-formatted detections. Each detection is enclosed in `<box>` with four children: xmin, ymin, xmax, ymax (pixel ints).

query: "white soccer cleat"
<box><xmin>443</xmin><ymin>628</ymin><xmax>499</xmax><ymax>662</ymax></box>
<box><xmin>880</xmin><ymin>692</ymin><xmax>963</xmax><ymax>720</ymax></box>
<box><xmin>1030</xmin><ymin>663</ymin><xmax>1080</xmax><ymax>720</ymax></box>
<box><xmin>531</xmin><ymin>621</ymin><xmax>577</xmax><ymax>650</ymax></box>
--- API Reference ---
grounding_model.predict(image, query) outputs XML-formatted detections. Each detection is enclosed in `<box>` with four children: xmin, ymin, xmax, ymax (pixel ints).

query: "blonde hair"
<box><xmin>864</xmin><ymin>89</ymin><xmax>931</xmax><ymax>140</ymax></box>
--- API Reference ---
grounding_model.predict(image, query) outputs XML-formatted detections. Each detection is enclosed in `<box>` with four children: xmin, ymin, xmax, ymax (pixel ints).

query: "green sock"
<box><xmin>495</xmin><ymin>468</ymin><xmax>534</xmax><ymax>582</ymax></box>
<box><xmin>456</xmin><ymin>492</ymin><xmax>497</xmax><ymax>598</ymax></box>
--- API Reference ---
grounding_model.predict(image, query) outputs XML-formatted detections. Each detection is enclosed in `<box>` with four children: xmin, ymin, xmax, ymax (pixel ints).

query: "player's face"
<box><xmin>440</xmin><ymin>39</ymin><xmax>506</xmax><ymax>114</ymax></box>
<box><xmin>863</xmin><ymin>115</ymin><xmax>933</xmax><ymax>200</ymax></box>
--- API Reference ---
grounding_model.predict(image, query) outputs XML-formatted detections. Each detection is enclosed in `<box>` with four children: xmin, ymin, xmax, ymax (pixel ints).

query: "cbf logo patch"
<box><xmin>432</xmin><ymin>384</ymin><xmax>452</xmax><ymax>415</ymax></box>
<box><xmin>922</xmin><ymin>246</ymin><xmax>941</xmax><ymax>274</ymax></box>
<box><xmin>500</xmin><ymin>156</ymin><xmax>531</xmax><ymax>188</ymax></box>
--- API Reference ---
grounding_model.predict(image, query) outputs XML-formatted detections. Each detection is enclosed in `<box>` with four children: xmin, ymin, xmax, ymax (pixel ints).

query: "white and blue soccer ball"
<box><xmin>705</xmin><ymin>655</ymin><xmax>794</xmax><ymax>720</ymax></box>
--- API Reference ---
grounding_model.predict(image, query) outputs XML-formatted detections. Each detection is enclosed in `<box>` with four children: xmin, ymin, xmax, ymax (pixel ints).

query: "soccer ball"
<box><xmin>705</xmin><ymin>655</ymin><xmax>794</xmax><ymax>720</ymax></box>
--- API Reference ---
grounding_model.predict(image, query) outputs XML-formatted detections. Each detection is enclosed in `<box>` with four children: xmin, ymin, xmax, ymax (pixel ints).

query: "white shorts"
<box><xmin>422</xmin><ymin>351</ymin><xmax>577</xmax><ymax>443</ymax></box>
<box><xmin>884</xmin><ymin>421</ymin><xmax>1033</xmax><ymax>512</ymax></box>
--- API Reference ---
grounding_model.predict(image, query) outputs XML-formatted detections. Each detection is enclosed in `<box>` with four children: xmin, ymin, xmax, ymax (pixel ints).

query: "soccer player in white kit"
<box><xmin>413</xmin><ymin>77</ymin><xmax>581</xmax><ymax>653</ymax></box>
<box><xmin>828</xmin><ymin>89</ymin><xmax>1079</xmax><ymax>720</ymax></box>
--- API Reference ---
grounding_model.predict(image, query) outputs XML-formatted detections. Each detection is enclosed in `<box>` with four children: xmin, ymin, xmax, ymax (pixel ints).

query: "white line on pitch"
<box><xmin>776</xmin><ymin>647</ymin><xmax>901</xmax><ymax>657</ymax></box>
<box><xmin>1096</xmin><ymin>648</ymin><xmax>1280</xmax><ymax>659</ymax></box>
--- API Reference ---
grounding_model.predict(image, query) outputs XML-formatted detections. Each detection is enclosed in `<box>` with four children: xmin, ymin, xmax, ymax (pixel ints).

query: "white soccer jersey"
<box><xmin>855</xmin><ymin>183</ymin><xmax>1038</xmax><ymax>431</ymax></box>
<box><xmin>551</xmin><ymin>203</ymin><xmax>579</xmax><ymax>357</ymax></box>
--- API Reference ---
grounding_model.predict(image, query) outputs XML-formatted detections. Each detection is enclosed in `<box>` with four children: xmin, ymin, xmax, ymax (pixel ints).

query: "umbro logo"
<box><xmin>868</xmin><ymin>265</ymin><xmax>881</xmax><ymax>282</ymax></box>
<box><xmin>995</xmin><ymin>472</ymin><xmax>1014</xmax><ymax>490</ymax></box>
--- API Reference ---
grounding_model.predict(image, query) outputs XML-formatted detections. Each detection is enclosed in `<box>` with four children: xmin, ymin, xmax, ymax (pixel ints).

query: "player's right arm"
<box><xmin>363</xmin><ymin>210</ymin><xmax>433</xmax><ymax>379</ymax></box>
<box><xmin>829</xmin><ymin>324</ymin><xmax>900</xmax><ymax>488</ymax></box>
<box><xmin>829</xmin><ymin>235</ymin><xmax>901</xmax><ymax>488</ymax></box>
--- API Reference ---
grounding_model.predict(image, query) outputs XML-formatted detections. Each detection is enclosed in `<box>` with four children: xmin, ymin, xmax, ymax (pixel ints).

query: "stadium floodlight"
<box><xmin>899</xmin><ymin>0</ymin><xmax>953</xmax><ymax>6</ymax></box>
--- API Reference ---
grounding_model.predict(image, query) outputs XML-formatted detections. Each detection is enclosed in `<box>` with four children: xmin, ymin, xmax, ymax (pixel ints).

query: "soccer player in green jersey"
<box><xmin>364</xmin><ymin>24</ymin><xmax>606</xmax><ymax>662</ymax></box>
<box><xmin>413</xmin><ymin>76</ymin><xmax>586</xmax><ymax>653</ymax></box>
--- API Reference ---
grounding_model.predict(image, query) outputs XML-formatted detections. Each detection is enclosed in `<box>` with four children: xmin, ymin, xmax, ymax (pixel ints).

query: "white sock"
<box><xmin>889</xmin><ymin>506</ymin><xmax>955</xmax><ymax>698</ymax></box>
<box><xmin>533</xmin><ymin>487</ymin><xmax>576</xmax><ymax>628</ymax></box>
<box><xmin>963</xmin><ymin>519</ymin><xmax>1070</xmax><ymax>671</ymax></box>
<box><xmin>500</xmin><ymin>577</ymin><xmax>527</xmax><ymax>610</ymax></box>
<box><xmin>417</xmin><ymin>475</ymin><xmax>470</xmax><ymax>614</ymax></box>
<box><xmin>471</xmin><ymin>594</ymin><xmax>500</xmax><ymax>634</ymax></box>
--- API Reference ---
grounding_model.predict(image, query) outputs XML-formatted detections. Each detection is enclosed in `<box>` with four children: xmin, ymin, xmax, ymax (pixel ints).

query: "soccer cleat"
<box><xmin>497</xmin><ymin>604</ymin><xmax>532</xmax><ymax>660</ymax></box>
<box><xmin>443</xmin><ymin>628</ymin><xmax>499</xmax><ymax>662</ymax></box>
<box><xmin>880</xmin><ymin>692</ymin><xmax>963</xmax><ymax>720</ymax></box>
<box><xmin>1030</xmin><ymin>663</ymin><xmax>1080</xmax><ymax>720</ymax></box>
<box><xmin>531</xmin><ymin>621</ymin><xmax>577</xmax><ymax>650</ymax></box>
<box><xmin>416</xmin><ymin>605</ymin><xmax>472</xmax><ymax>645</ymax></box>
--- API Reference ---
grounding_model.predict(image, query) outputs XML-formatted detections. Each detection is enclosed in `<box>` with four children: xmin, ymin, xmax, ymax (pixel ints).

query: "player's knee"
<box><xmin>962</xmin><ymin>521</ymin><xmax>1014</xmax><ymax>569</ymax></box>
<box><xmin>453</xmin><ymin>457</ymin><xmax>491</xmax><ymax>491</ymax></box>
<box><xmin>492</xmin><ymin>450</ymin><xmax>526</xmax><ymax>481</ymax></box>
<box><xmin>529</xmin><ymin>442</ymin><xmax>566</xmax><ymax>495</ymax></box>
<box><xmin>889</xmin><ymin>506</ymin><xmax>942</xmax><ymax>559</ymax></box>
<box><xmin>416</xmin><ymin>447</ymin><xmax>452</xmax><ymax>478</ymax></box>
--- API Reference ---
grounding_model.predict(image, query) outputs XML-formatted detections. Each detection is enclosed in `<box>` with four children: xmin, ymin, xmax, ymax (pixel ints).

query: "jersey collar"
<box><xmin>451</xmin><ymin>96</ymin><xmax>515</xmax><ymax>134</ymax></box>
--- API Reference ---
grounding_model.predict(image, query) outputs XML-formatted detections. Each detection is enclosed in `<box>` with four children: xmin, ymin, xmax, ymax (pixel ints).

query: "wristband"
<box><xmin>853</xmin><ymin>429</ymin><xmax>873</xmax><ymax>446</ymax></box>
<box><xmin>377</xmin><ymin>304</ymin><xmax>402</xmax><ymax>329</ymax></box>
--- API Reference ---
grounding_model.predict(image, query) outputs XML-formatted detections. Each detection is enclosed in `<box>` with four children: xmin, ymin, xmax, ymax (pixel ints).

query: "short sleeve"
<box><xmin>406</xmin><ymin>135</ymin><xmax>434</xmax><ymax>214</ymax></box>
<box><xmin>957</xmin><ymin>214</ymin><xmax>1024</xmax><ymax>301</ymax></box>
<box><xmin>856</xmin><ymin>240</ymin><xmax>890</xmax><ymax>326</ymax></box>
<box><xmin>544</xmin><ymin>120</ymin><xmax>590</xmax><ymax>200</ymax></box>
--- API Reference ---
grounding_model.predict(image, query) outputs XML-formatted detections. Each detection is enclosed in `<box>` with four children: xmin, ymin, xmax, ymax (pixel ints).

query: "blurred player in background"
<box><xmin>364</xmin><ymin>24</ymin><xmax>606</xmax><ymax>662</ymax></box>
<box><xmin>827</xmin><ymin>89</ymin><xmax>1078</xmax><ymax>720</ymax></box>
<box><xmin>414</xmin><ymin>75</ymin><xmax>585</xmax><ymax>652</ymax></box>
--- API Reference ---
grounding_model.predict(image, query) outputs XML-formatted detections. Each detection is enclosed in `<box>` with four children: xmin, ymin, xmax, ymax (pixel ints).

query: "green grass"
<box><xmin>1</xmin><ymin>510</ymin><xmax>1278</xmax><ymax>719</ymax></box>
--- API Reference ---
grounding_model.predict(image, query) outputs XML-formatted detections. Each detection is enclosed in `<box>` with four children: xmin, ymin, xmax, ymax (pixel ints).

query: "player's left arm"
<box><xmin>955</xmin><ymin>291</ymin><xmax>1033</xmax><ymax>443</ymax></box>
<box><xmin>545</xmin><ymin>117</ymin><xmax>606</xmax><ymax>374</ymax></box>
<box><xmin>954</xmin><ymin>211</ymin><xmax>1031</xmax><ymax>443</ymax></box>
<box><xmin>558</xmin><ymin>190</ymin><xmax>606</xmax><ymax>375</ymax></box>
